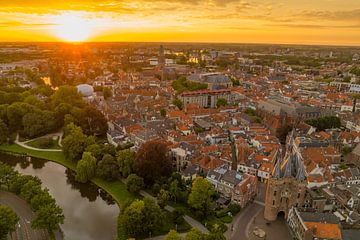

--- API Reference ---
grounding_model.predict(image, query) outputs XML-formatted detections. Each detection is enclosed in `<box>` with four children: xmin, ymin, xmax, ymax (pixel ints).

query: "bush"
<box><xmin>216</xmin><ymin>208</ymin><xmax>230</xmax><ymax>218</ymax></box>
<box><xmin>220</xmin><ymin>215</ymin><xmax>232</xmax><ymax>223</ymax></box>
<box><xmin>228</xmin><ymin>203</ymin><xmax>241</xmax><ymax>215</ymax></box>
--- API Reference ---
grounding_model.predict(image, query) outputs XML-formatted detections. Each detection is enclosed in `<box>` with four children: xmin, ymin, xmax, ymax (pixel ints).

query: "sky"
<box><xmin>0</xmin><ymin>0</ymin><xmax>359</xmax><ymax>45</ymax></box>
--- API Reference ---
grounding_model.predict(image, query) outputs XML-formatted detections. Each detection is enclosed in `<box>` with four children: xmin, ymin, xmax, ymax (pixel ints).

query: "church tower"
<box><xmin>264</xmin><ymin>131</ymin><xmax>307</xmax><ymax>221</ymax></box>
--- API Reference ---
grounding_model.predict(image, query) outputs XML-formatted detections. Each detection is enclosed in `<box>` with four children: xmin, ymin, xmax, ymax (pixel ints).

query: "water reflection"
<box><xmin>0</xmin><ymin>153</ymin><xmax>119</xmax><ymax>240</ymax></box>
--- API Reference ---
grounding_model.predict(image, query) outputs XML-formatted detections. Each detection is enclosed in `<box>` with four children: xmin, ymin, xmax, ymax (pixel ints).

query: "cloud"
<box><xmin>298</xmin><ymin>9</ymin><xmax>360</xmax><ymax>22</ymax></box>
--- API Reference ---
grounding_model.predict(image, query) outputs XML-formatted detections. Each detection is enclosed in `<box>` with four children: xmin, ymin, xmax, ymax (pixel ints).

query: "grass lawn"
<box><xmin>153</xmin><ymin>211</ymin><xmax>191</xmax><ymax>237</ymax></box>
<box><xmin>0</xmin><ymin>144</ymin><xmax>134</xmax><ymax>206</ymax></box>
<box><xmin>26</xmin><ymin>137</ymin><xmax>61</xmax><ymax>150</ymax></box>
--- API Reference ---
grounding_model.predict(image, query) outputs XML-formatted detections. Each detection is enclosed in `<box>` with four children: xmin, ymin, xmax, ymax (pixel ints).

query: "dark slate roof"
<box><xmin>342</xmin><ymin>229</ymin><xmax>360</xmax><ymax>240</ymax></box>
<box><xmin>272</xmin><ymin>131</ymin><xmax>306</xmax><ymax>181</ymax></box>
<box><xmin>299</xmin><ymin>211</ymin><xmax>340</xmax><ymax>224</ymax></box>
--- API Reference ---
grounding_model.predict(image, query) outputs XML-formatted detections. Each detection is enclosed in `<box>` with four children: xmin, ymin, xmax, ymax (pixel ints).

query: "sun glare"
<box><xmin>54</xmin><ymin>14</ymin><xmax>93</xmax><ymax>42</ymax></box>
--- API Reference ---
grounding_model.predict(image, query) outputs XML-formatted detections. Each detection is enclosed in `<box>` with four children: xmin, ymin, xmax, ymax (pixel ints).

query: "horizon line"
<box><xmin>0</xmin><ymin>41</ymin><xmax>359</xmax><ymax>48</ymax></box>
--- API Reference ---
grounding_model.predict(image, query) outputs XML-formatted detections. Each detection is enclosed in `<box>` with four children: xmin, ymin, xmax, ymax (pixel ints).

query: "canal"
<box><xmin>0</xmin><ymin>153</ymin><xmax>119</xmax><ymax>240</ymax></box>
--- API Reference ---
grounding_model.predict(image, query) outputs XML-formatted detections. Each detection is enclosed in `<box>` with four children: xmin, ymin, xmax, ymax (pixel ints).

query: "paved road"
<box><xmin>225</xmin><ymin>203</ymin><xmax>264</xmax><ymax>240</ymax></box>
<box><xmin>0</xmin><ymin>191</ymin><xmax>49</xmax><ymax>240</ymax></box>
<box><xmin>140</xmin><ymin>190</ymin><xmax>209</xmax><ymax>234</ymax></box>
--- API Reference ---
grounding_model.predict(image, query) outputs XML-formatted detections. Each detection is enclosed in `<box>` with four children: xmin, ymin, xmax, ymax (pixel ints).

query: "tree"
<box><xmin>186</xmin><ymin>228</ymin><xmax>205</xmax><ymax>240</ymax></box>
<box><xmin>342</xmin><ymin>146</ymin><xmax>353</xmax><ymax>156</ymax></box>
<box><xmin>216</xmin><ymin>98</ymin><xmax>227</xmax><ymax>108</ymax></box>
<box><xmin>157</xmin><ymin>189</ymin><xmax>170</xmax><ymax>208</ymax></box>
<box><xmin>51</xmin><ymin>85</ymin><xmax>84</xmax><ymax>108</ymax></box>
<box><xmin>117</xmin><ymin>150</ymin><xmax>135</xmax><ymax>178</ymax></box>
<box><xmin>135</xmin><ymin>140</ymin><xmax>173</xmax><ymax>185</ymax></box>
<box><xmin>103</xmin><ymin>87</ymin><xmax>112</xmax><ymax>100</ymax></box>
<box><xmin>30</xmin><ymin>191</ymin><xmax>56</xmax><ymax>212</ymax></box>
<box><xmin>169</xmin><ymin>180</ymin><xmax>180</xmax><ymax>203</ymax></box>
<box><xmin>305</xmin><ymin>116</ymin><xmax>341</xmax><ymax>131</ymax></box>
<box><xmin>126</xmin><ymin>174</ymin><xmax>144</xmax><ymax>194</ymax></box>
<box><xmin>165</xmin><ymin>230</ymin><xmax>182</xmax><ymax>240</ymax></box>
<box><xmin>79</xmin><ymin>106</ymin><xmax>108</xmax><ymax>136</ymax></box>
<box><xmin>96</xmin><ymin>154</ymin><xmax>119</xmax><ymax>181</ymax></box>
<box><xmin>22</xmin><ymin>110</ymin><xmax>56</xmax><ymax>138</ymax></box>
<box><xmin>160</xmin><ymin>109</ymin><xmax>167</xmax><ymax>117</ymax></box>
<box><xmin>0</xmin><ymin>119</ymin><xmax>8</xmax><ymax>144</ymax></box>
<box><xmin>172</xmin><ymin>98</ymin><xmax>183</xmax><ymax>110</ymax></box>
<box><xmin>118</xmin><ymin>198</ymin><xmax>163</xmax><ymax>239</ymax></box>
<box><xmin>142</xmin><ymin>197</ymin><xmax>164</xmax><ymax>235</ymax></box>
<box><xmin>0</xmin><ymin>205</ymin><xmax>19</xmax><ymax>240</ymax></box>
<box><xmin>188</xmin><ymin>177</ymin><xmax>214</xmax><ymax>218</ymax></box>
<box><xmin>228</xmin><ymin>203</ymin><xmax>241</xmax><ymax>215</ymax></box>
<box><xmin>85</xmin><ymin>143</ymin><xmax>103</xmax><ymax>160</ymax></box>
<box><xmin>75</xmin><ymin>152</ymin><xmax>97</xmax><ymax>183</ymax></box>
<box><xmin>19</xmin><ymin>180</ymin><xmax>43</xmax><ymax>202</ymax></box>
<box><xmin>62</xmin><ymin>123</ymin><xmax>95</xmax><ymax>161</ymax></box>
<box><xmin>118</xmin><ymin>200</ymin><xmax>145</xmax><ymax>238</ymax></box>
<box><xmin>32</xmin><ymin>204</ymin><xmax>64</xmax><ymax>232</ymax></box>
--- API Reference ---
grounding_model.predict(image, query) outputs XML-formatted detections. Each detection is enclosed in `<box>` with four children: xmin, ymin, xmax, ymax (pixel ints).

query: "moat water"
<box><xmin>0</xmin><ymin>153</ymin><xmax>119</xmax><ymax>240</ymax></box>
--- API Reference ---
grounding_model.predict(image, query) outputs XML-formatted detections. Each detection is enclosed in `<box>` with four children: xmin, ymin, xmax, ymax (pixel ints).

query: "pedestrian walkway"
<box><xmin>139</xmin><ymin>190</ymin><xmax>209</xmax><ymax>234</ymax></box>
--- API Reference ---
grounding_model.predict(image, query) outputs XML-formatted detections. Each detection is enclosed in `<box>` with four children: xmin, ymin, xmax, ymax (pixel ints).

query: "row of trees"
<box><xmin>0</xmin><ymin>85</ymin><xmax>107</xmax><ymax>141</ymax></box>
<box><xmin>0</xmin><ymin>162</ymin><xmax>64</xmax><ymax>233</ymax></box>
<box><xmin>305</xmin><ymin>116</ymin><xmax>341</xmax><ymax>131</ymax></box>
<box><xmin>165</xmin><ymin>228</ymin><xmax>225</xmax><ymax>240</ymax></box>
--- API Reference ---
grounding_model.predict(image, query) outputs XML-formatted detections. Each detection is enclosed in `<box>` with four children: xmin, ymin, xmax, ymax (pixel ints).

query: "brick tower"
<box><xmin>264</xmin><ymin>131</ymin><xmax>307</xmax><ymax>221</ymax></box>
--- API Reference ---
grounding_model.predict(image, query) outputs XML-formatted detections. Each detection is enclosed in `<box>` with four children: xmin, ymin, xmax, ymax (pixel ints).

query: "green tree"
<box><xmin>126</xmin><ymin>174</ymin><xmax>144</xmax><ymax>194</ymax></box>
<box><xmin>157</xmin><ymin>189</ymin><xmax>170</xmax><ymax>208</ymax></box>
<box><xmin>51</xmin><ymin>85</ymin><xmax>84</xmax><ymax>108</ymax></box>
<box><xmin>96</xmin><ymin>154</ymin><xmax>119</xmax><ymax>181</ymax></box>
<box><xmin>22</xmin><ymin>110</ymin><xmax>56</xmax><ymax>138</ymax></box>
<box><xmin>62</xmin><ymin>123</ymin><xmax>95</xmax><ymax>161</ymax></box>
<box><xmin>30</xmin><ymin>191</ymin><xmax>56</xmax><ymax>212</ymax></box>
<box><xmin>0</xmin><ymin>205</ymin><xmax>19</xmax><ymax>240</ymax></box>
<box><xmin>216</xmin><ymin>98</ymin><xmax>227</xmax><ymax>108</ymax></box>
<box><xmin>19</xmin><ymin>180</ymin><xmax>42</xmax><ymax>202</ymax></box>
<box><xmin>169</xmin><ymin>180</ymin><xmax>180</xmax><ymax>203</ymax></box>
<box><xmin>188</xmin><ymin>177</ymin><xmax>214</xmax><ymax>218</ymax></box>
<box><xmin>118</xmin><ymin>198</ymin><xmax>163</xmax><ymax>239</ymax></box>
<box><xmin>32</xmin><ymin>204</ymin><xmax>64</xmax><ymax>232</ymax></box>
<box><xmin>186</xmin><ymin>228</ymin><xmax>205</xmax><ymax>240</ymax></box>
<box><xmin>79</xmin><ymin>106</ymin><xmax>108</xmax><ymax>136</ymax></box>
<box><xmin>117</xmin><ymin>150</ymin><xmax>135</xmax><ymax>178</ymax></box>
<box><xmin>172</xmin><ymin>98</ymin><xmax>183</xmax><ymax>110</ymax></box>
<box><xmin>0</xmin><ymin>119</ymin><xmax>8</xmax><ymax>144</ymax></box>
<box><xmin>160</xmin><ymin>108</ymin><xmax>167</xmax><ymax>117</ymax></box>
<box><xmin>75</xmin><ymin>152</ymin><xmax>97</xmax><ymax>183</ymax></box>
<box><xmin>135</xmin><ymin>140</ymin><xmax>173</xmax><ymax>185</ymax></box>
<box><xmin>342</xmin><ymin>146</ymin><xmax>353</xmax><ymax>156</ymax></box>
<box><xmin>165</xmin><ymin>230</ymin><xmax>182</xmax><ymax>240</ymax></box>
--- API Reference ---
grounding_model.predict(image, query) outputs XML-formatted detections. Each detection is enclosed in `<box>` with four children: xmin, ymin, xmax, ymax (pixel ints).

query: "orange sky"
<box><xmin>0</xmin><ymin>0</ymin><xmax>359</xmax><ymax>45</ymax></box>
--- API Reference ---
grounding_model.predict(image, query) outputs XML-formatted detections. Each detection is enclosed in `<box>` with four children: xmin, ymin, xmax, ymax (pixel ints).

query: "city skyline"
<box><xmin>0</xmin><ymin>0</ymin><xmax>359</xmax><ymax>45</ymax></box>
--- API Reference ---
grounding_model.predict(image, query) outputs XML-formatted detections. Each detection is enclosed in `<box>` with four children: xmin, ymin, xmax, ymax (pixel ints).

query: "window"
<box><xmin>297</xmin><ymin>193</ymin><xmax>301</xmax><ymax>198</ymax></box>
<box><xmin>274</xmin><ymin>191</ymin><xmax>277</xmax><ymax>196</ymax></box>
<box><xmin>272</xmin><ymin>200</ymin><xmax>275</xmax><ymax>205</ymax></box>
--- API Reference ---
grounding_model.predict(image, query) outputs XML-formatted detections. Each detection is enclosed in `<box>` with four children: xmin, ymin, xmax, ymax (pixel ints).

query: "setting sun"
<box><xmin>54</xmin><ymin>14</ymin><xmax>93</xmax><ymax>42</ymax></box>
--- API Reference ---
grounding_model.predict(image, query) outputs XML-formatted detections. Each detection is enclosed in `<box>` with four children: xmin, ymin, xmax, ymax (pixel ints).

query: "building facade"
<box><xmin>264</xmin><ymin>132</ymin><xmax>307</xmax><ymax>221</ymax></box>
<box><xmin>180</xmin><ymin>89</ymin><xmax>232</xmax><ymax>108</ymax></box>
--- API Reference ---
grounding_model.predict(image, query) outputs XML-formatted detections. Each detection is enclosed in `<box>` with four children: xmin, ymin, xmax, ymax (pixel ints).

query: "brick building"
<box><xmin>264</xmin><ymin>131</ymin><xmax>307</xmax><ymax>221</ymax></box>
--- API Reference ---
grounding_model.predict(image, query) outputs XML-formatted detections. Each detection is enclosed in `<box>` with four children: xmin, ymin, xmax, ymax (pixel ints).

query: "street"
<box><xmin>0</xmin><ymin>191</ymin><xmax>49</xmax><ymax>240</ymax></box>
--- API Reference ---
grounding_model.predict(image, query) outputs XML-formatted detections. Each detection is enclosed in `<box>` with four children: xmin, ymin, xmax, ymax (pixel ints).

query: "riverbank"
<box><xmin>0</xmin><ymin>144</ymin><xmax>134</xmax><ymax>206</ymax></box>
